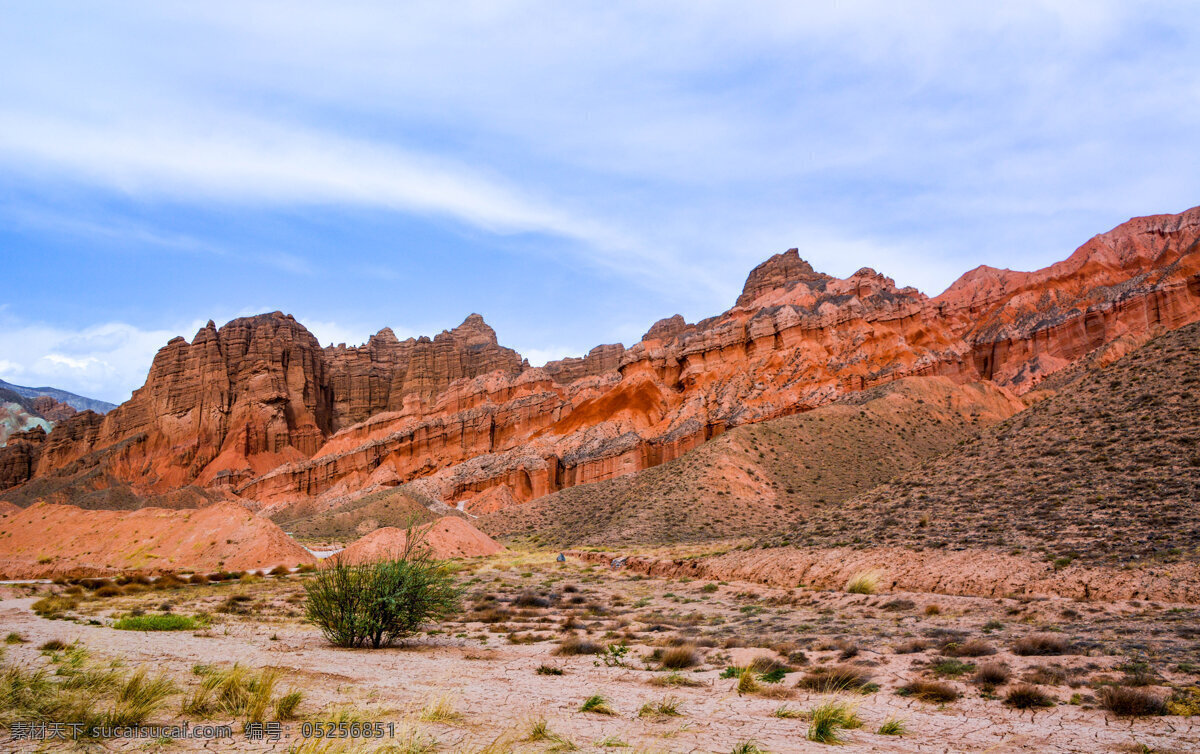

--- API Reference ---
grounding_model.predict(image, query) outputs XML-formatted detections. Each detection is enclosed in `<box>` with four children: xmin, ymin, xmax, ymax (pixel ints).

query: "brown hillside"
<box><xmin>773</xmin><ymin>320</ymin><xmax>1200</xmax><ymax>565</ymax></box>
<box><xmin>480</xmin><ymin>377</ymin><xmax>1023</xmax><ymax>547</ymax></box>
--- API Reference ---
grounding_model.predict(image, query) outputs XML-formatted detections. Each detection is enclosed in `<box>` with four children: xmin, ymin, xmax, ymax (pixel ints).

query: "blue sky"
<box><xmin>2</xmin><ymin>2</ymin><xmax>1198</xmax><ymax>404</ymax></box>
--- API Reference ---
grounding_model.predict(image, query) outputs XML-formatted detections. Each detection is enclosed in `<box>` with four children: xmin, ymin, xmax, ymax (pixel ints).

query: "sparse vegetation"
<box><xmin>579</xmin><ymin>694</ymin><xmax>616</xmax><ymax>715</ymax></box>
<box><xmin>844</xmin><ymin>571</ymin><xmax>879</xmax><ymax>595</ymax></box>
<box><xmin>113</xmin><ymin>614</ymin><xmax>200</xmax><ymax>631</ymax></box>
<box><xmin>1005</xmin><ymin>684</ymin><xmax>1055</xmax><ymax>709</ymax></box>
<box><xmin>1012</xmin><ymin>634</ymin><xmax>1072</xmax><ymax>656</ymax></box>
<box><xmin>1099</xmin><ymin>686</ymin><xmax>1166</xmax><ymax>716</ymax></box>
<box><xmin>898</xmin><ymin>679</ymin><xmax>960</xmax><ymax>703</ymax></box>
<box><xmin>303</xmin><ymin>526</ymin><xmax>461</xmax><ymax>649</ymax></box>
<box><xmin>877</xmin><ymin>717</ymin><xmax>907</xmax><ymax>735</ymax></box>
<box><xmin>796</xmin><ymin>664</ymin><xmax>874</xmax><ymax>693</ymax></box>
<box><xmin>806</xmin><ymin>699</ymin><xmax>862</xmax><ymax>744</ymax></box>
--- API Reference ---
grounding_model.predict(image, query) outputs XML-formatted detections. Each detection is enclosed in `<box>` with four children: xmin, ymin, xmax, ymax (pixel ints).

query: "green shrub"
<box><xmin>113</xmin><ymin>614</ymin><xmax>199</xmax><ymax>631</ymax></box>
<box><xmin>303</xmin><ymin>525</ymin><xmax>461</xmax><ymax>649</ymax></box>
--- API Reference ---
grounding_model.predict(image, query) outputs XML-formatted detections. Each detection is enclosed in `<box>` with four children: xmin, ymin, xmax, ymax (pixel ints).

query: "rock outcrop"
<box><xmin>9</xmin><ymin>207</ymin><xmax>1200</xmax><ymax>521</ymax></box>
<box><xmin>0</xmin><ymin>426</ymin><xmax>47</xmax><ymax>491</ymax></box>
<box><xmin>335</xmin><ymin>516</ymin><xmax>504</xmax><ymax>562</ymax></box>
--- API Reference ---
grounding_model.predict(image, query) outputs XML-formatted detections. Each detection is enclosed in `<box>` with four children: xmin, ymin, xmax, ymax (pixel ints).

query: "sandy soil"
<box><xmin>1</xmin><ymin>553</ymin><xmax>1197</xmax><ymax>753</ymax></box>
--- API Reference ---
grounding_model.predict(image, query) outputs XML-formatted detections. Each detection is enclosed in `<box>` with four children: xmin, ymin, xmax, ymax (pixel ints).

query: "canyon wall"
<box><xmin>5</xmin><ymin>207</ymin><xmax>1199</xmax><ymax>515</ymax></box>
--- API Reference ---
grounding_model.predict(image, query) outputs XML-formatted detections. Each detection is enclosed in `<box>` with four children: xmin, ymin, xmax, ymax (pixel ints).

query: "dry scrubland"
<box><xmin>781</xmin><ymin>320</ymin><xmax>1200</xmax><ymax>564</ymax></box>
<box><xmin>3</xmin><ymin>551</ymin><xmax>1199</xmax><ymax>752</ymax></box>
<box><xmin>482</xmin><ymin>378</ymin><xmax>1021</xmax><ymax>548</ymax></box>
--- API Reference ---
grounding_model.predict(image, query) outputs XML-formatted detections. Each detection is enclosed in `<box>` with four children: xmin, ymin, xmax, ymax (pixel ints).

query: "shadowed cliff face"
<box><xmin>5</xmin><ymin>206</ymin><xmax>1200</xmax><ymax>513</ymax></box>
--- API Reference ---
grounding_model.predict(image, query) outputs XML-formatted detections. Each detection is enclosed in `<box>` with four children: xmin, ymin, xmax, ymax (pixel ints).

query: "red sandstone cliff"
<box><xmin>6</xmin><ymin>207</ymin><xmax>1200</xmax><ymax>516</ymax></box>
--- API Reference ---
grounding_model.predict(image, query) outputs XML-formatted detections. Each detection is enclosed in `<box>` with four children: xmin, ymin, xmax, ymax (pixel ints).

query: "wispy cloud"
<box><xmin>1</xmin><ymin>1</ymin><xmax>1198</xmax><ymax>398</ymax></box>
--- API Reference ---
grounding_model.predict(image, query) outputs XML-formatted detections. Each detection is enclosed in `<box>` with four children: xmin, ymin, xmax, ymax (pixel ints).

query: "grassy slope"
<box><xmin>775</xmin><ymin>321</ymin><xmax>1200</xmax><ymax>565</ymax></box>
<box><xmin>480</xmin><ymin>377</ymin><xmax>1021</xmax><ymax>547</ymax></box>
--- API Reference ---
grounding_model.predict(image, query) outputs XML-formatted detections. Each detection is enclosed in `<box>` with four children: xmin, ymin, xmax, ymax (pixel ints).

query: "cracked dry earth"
<box><xmin>1</xmin><ymin>552</ymin><xmax>1198</xmax><ymax>753</ymax></box>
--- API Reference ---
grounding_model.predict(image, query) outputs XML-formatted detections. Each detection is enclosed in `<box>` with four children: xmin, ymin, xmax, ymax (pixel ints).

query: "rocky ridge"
<box><xmin>3</xmin><ymin>207</ymin><xmax>1198</xmax><ymax>517</ymax></box>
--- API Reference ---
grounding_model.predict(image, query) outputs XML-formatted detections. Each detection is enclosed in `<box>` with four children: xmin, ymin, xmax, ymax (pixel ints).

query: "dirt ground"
<box><xmin>1</xmin><ymin>551</ymin><xmax>1198</xmax><ymax>753</ymax></box>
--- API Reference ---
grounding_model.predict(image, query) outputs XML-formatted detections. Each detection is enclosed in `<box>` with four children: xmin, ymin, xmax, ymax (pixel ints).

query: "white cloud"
<box><xmin>0</xmin><ymin>319</ymin><xmax>180</xmax><ymax>403</ymax></box>
<box><xmin>0</xmin><ymin>1</ymin><xmax>1197</xmax><ymax>335</ymax></box>
<box><xmin>521</xmin><ymin>347</ymin><xmax>582</xmax><ymax>368</ymax></box>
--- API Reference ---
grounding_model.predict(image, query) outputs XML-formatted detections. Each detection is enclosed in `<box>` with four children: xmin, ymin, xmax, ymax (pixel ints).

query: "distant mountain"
<box><xmin>0</xmin><ymin>379</ymin><xmax>116</xmax><ymax>415</ymax></box>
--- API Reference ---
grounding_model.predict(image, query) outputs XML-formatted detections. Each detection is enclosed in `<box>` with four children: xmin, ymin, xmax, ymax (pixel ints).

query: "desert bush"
<box><xmin>183</xmin><ymin>664</ymin><xmax>298</xmax><ymax>723</ymax></box>
<box><xmin>554</xmin><ymin>636</ymin><xmax>602</xmax><ymax>656</ymax></box>
<box><xmin>974</xmin><ymin>662</ymin><xmax>1011</xmax><ymax>685</ymax></box>
<box><xmin>659</xmin><ymin>644</ymin><xmax>700</xmax><ymax>670</ymax></box>
<box><xmin>638</xmin><ymin>696</ymin><xmax>682</xmax><ymax>718</ymax></box>
<box><xmin>898</xmin><ymin>679</ymin><xmax>960</xmax><ymax>703</ymax></box>
<box><xmin>104</xmin><ymin>668</ymin><xmax>176</xmax><ymax>727</ymax></box>
<box><xmin>649</xmin><ymin>672</ymin><xmax>702</xmax><ymax>688</ymax></box>
<box><xmin>944</xmin><ymin>639</ymin><xmax>996</xmax><ymax>657</ymax></box>
<box><xmin>513</xmin><ymin>591</ymin><xmax>551</xmax><ymax>608</ymax></box>
<box><xmin>579</xmin><ymin>694</ymin><xmax>616</xmax><ymax>715</ymax></box>
<box><xmin>32</xmin><ymin>596</ymin><xmax>77</xmax><ymax>619</ymax></box>
<box><xmin>893</xmin><ymin>638</ymin><xmax>929</xmax><ymax>654</ymax></box>
<box><xmin>845</xmin><ymin>571</ymin><xmax>879</xmax><ymax>595</ymax></box>
<box><xmin>418</xmin><ymin>693</ymin><xmax>461</xmax><ymax>723</ymax></box>
<box><xmin>304</xmin><ymin>526</ymin><xmax>461</xmax><ymax>649</ymax></box>
<box><xmin>932</xmin><ymin>658</ymin><xmax>975</xmax><ymax>678</ymax></box>
<box><xmin>535</xmin><ymin>665</ymin><xmax>564</xmax><ymax>676</ymax></box>
<box><xmin>796</xmin><ymin>664</ymin><xmax>874</xmax><ymax>693</ymax></box>
<box><xmin>1012</xmin><ymin>633</ymin><xmax>1071</xmax><ymax>656</ymax></box>
<box><xmin>1005</xmin><ymin>684</ymin><xmax>1055</xmax><ymax>709</ymax></box>
<box><xmin>806</xmin><ymin>699</ymin><xmax>862</xmax><ymax>743</ymax></box>
<box><xmin>736</xmin><ymin>668</ymin><xmax>760</xmax><ymax>695</ymax></box>
<box><xmin>1099</xmin><ymin>686</ymin><xmax>1166</xmax><ymax>716</ymax></box>
<box><xmin>4</xmin><ymin>632</ymin><xmax>25</xmax><ymax>644</ymax></box>
<box><xmin>113</xmin><ymin>614</ymin><xmax>200</xmax><ymax>631</ymax></box>
<box><xmin>269</xmin><ymin>565</ymin><xmax>290</xmax><ymax>576</ymax></box>
<box><xmin>38</xmin><ymin>639</ymin><xmax>68</xmax><ymax>652</ymax></box>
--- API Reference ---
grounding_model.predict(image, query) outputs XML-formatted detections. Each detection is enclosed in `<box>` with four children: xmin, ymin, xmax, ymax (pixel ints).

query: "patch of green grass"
<box><xmin>806</xmin><ymin>700</ymin><xmax>862</xmax><ymax>744</ymax></box>
<box><xmin>579</xmin><ymin>694</ymin><xmax>616</xmax><ymax>715</ymax></box>
<box><xmin>113</xmin><ymin>614</ymin><xmax>201</xmax><ymax>631</ymax></box>
<box><xmin>772</xmin><ymin>705</ymin><xmax>804</xmax><ymax>719</ymax></box>
<box><xmin>877</xmin><ymin>718</ymin><xmax>907</xmax><ymax>736</ymax></box>
<box><xmin>932</xmin><ymin>658</ymin><xmax>975</xmax><ymax>678</ymax></box>
<box><xmin>638</xmin><ymin>696</ymin><xmax>682</xmax><ymax>718</ymax></box>
<box><xmin>730</xmin><ymin>742</ymin><xmax>765</xmax><ymax>754</ymax></box>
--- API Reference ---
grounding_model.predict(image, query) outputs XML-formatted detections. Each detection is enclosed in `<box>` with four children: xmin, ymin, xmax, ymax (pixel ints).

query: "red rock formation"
<box><xmin>0</xmin><ymin>426</ymin><xmax>47</xmax><ymax>492</ymax></box>
<box><xmin>31</xmin><ymin>396</ymin><xmax>76</xmax><ymax>423</ymax></box>
<box><xmin>13</xmin><ymin>207</ymin><xmax>1200</xmax><ymax>519</ymax></box>
<box><xmin>324</xmin><ymin>314</ymin><xmax>523</xmax><ymax>429</ymax></box>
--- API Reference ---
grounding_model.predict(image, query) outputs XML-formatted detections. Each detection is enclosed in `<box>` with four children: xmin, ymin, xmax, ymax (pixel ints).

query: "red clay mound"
<box><xmin>337</xmin><ymin>516</ymin><xmax>503</xmax><ymax>563</ymax></box>
<box><xmin>0</xmin><ymin>501</ymin><xmax>316</xmax><ymax>578</ymax></box>
<box><xmin>0</xmin><ymin>500</ymin><xmax>20</xmax><ymax>517</ymax></box>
